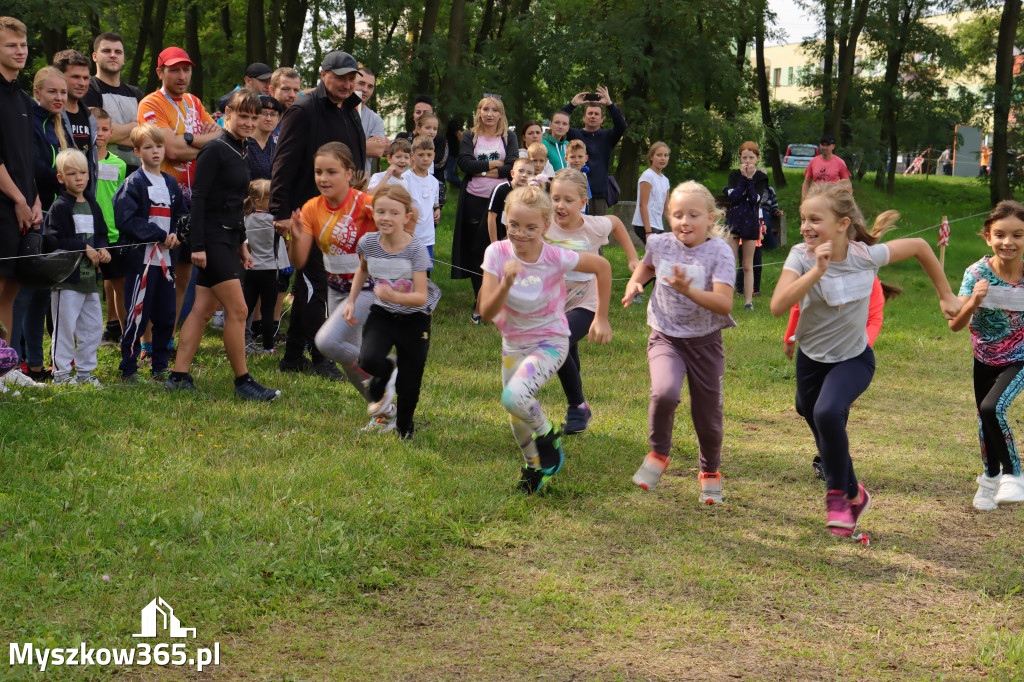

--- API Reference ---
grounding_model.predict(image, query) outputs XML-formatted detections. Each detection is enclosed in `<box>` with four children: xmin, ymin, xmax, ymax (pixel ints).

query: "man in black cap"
<box><xmin>801</xmin><ymin>134</ymin><xmax>852</xmax><ymax>198</ymax></box>
<box><xmin>269</xmin><ymin>50</ymin><xmax>365</xmax><ymax>380</ymax></box>
<box><xmin>215</xmin><ymin>62</ymin><xmax>272</xmax><ymax>114</ymax></box>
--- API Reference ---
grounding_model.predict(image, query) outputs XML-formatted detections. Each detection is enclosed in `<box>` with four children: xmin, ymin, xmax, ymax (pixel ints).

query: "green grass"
<box><xmin>1</xmin><ymin>172</ymin><xmax>1022</xmax><ymax>680</ymax></box>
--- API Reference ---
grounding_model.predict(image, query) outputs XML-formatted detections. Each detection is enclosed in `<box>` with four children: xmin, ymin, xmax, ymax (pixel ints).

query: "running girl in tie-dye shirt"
<box><xmin>950</xmin><ymin>200</ymin><xmax>1024</xmax><ymax>510</ymax></box>
<box><xmin>479</xmin><ymin>185</ymin><xmax>612</xmax><ymax>494</ymax></box>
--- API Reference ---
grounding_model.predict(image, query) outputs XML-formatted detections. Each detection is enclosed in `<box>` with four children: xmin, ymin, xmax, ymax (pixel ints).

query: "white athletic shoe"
<box><xmin>211</xmin><ymin>311</ymin><xmax>225</xmax><ymax>329</ymax></box>
<box><xmin>75</xmin><ymin>374</ymin><xmax>105</xmax><ymax>390</ymax></box>
<box><xmin>994</xmin><ymin>474</ymin><xmax>1024</xmax><ymax>506</ymax></box>
<box><xmin>1</xmin><ymin>369</ymin><xmax>43</xmax><ymax>388</ymax></box>
<box><xmin>367</xmin><ymin>356</ymin><xmax>398</xmax><ymax>417</ymax></box>
<box><xmin>973</xmin><ymin>473</ymin><xmax>1001</xmax><ymax>511</ymax></box>
<box><xmin>360</xmin><ymin>405</ymin><xmax>397</xmax><ymax>433</ymax></box>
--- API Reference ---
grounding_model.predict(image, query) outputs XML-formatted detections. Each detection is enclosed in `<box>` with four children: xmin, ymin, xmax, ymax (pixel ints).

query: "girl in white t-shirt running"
<box><xmin>770</xmin><ymin>183</ymin><xmax>961</xmax><ymax>537</ymax></box>
<box><xmin>622</xmin><ymin>181</ymin><xmax>736</xmax><ymax>503</ymax></box>
<box><xmin>632</xmin><ymin>141</ymin><xmax>671</xmax><ymax>245</ymax></box>
<box><xmin>479</xmin><ymin>186</ymin><xmax>612</xmax><ymax>494</ymax></box>
<box><xmin>547</xmin><ymin>168</ymin><xmax>639</xmax><ymax>435</ymax></box>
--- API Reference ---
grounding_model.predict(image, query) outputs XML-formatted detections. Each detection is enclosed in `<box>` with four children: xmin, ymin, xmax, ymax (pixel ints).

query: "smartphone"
<box><xmin>583</xmin><ymin>93</ymin><xmax>601</xmax><ymax>101</ymax></box>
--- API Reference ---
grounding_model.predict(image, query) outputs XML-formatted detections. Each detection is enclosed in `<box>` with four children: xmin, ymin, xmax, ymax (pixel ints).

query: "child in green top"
<box><xmin>90</xmin><ymin>107</ymin><xmax>128</xmax><ymax>346</ymax></box>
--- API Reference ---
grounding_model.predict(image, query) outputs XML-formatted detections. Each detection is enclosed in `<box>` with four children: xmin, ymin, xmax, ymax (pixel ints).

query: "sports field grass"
<box><xmin>1</xmin><ymin>170</ymin><xmax>1022</xmax><ymax>680</ymax></box>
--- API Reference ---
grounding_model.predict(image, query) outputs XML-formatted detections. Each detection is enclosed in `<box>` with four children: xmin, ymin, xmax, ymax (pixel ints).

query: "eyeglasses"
<box><xmin>483</xmin><ymin>92</ymin><xmax>502</xmax><ymax>100</ymax></box>
<box><xmin>261</xmin><ymin>110</ymin><xmax>280</xmax><ymax>118</ymax></box>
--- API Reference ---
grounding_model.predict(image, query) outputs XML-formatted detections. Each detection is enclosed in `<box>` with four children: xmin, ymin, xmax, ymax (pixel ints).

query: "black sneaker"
<box><xmin>151</xmin><ymin>370</ymin><xmax>168</xmax><ymax>383</ymax></box>
<box><xmin>121</xmin><ymin>373</ymin><xmax>140</xmax><ymax>385</ymax></box>
<box><xmin>533</xmin><ymin>427</ymin><xmax>565</xmax><ymax>476</ymax></box>
<box><xmin>311</xmin><ymin>359</ymin><xmax>346</xmax><ymax>382</ymax></box>
<box><xmin>812</xmin><ymin>456</ymin><xmax>826</xmax><ymax>482</ymax></box>
<box><xmin>234</xmin><ymin>376</ymin><xmax>281</xmax><ymax>402</ymax></box>
<box><xmin>26</xmin><ymin>368</ymin><xmax>52</xmax><ymax>382</ymax></box>
<box><xmin>165</xmin><ymin>373</ymin><xmax>197</xmax><ymax>393</ymax></box>
<box><xmin>517</xmin><ymin>466</ymin><xmax>548</xmax><ymax>494</ymax></box>
<box><xmin>278</xmin><ymin>356</ymin><xmax>312</xmax><ymax>373</ymax></box>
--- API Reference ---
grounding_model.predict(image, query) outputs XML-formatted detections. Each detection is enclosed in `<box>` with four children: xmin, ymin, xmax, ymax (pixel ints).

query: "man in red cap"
<box><xmin>137</xmin><ymin>46</ymin><xmax>221</xmax><ymax>332</ymax></box>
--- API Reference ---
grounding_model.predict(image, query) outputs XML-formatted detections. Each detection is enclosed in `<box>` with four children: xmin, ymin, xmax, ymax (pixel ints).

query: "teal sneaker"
<box><xmin>532</xmin><ymin>426</ymin><xmax>565</xmax><ymax>477</ymax></box>
<box><xmin>517</xmin><ymin>466</ymin><xmax>548</xmax><ymax>494</ymax></box>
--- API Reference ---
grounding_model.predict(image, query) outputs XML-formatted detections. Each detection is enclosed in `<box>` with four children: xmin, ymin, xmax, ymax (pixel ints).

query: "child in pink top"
<box><xmin>547</xmin><ymin>168</ymin><xmax>639</xmax><ymax>434</ymax></box>
<box><xmin>622</xmin><ymin>181</ymin><xmax>736</xmax><ymax>503</ymax></box>
<box><xmin>479</xmin><ymin>186</ymin><xmax>612</xmax><ymax>494</ymax></box>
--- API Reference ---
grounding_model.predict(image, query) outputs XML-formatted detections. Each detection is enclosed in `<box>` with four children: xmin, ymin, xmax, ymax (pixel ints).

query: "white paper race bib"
<box><xmin>367</xmin><ymin>257</ymin><xmax>413</xmax><ymax>283</ymax></box>
<box><xmin>323</xmin><ymin>252</ymin><xmax>360</xmax><ymax>275</ymax></box>
<box><xmin>97</xmin><ymin>163</ymin><xmax>120</xmax><ymax>182</ymax></box>
<box><xmin>979</xmin><ymin>285</ymin><xmax>1024</xmax><ymax>312</ymax></box>
<box><xmin>657</xmin><ymin>261</ymin><xmax>706</xmax><ymax>289</ymax></box>
<box><xmin>818</xmin><ymin>269</ymin><xmax>874</xmax><ymax>307</ymax></box>
<box><xmin>147</xmin><ymin>184</ymin><xmax>170</xmax><ymax>207</ymax></box>
<box><xmin>73</xmin><ymin>213</ymin><xmax>94</xmax><ymax>236</ymax></box>
<box><xmin>505</xmin><ymin>272</ymin><xmax>546</xmax><ymax>313</ymax></box>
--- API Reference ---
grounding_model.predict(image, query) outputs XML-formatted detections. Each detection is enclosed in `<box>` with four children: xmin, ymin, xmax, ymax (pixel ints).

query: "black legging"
<box><xmin>243</xmin><ymin>269</ymin><xmax>278</xmax><ymax>350</ymax></box>
<box><xmin>973</xmin><ymin>359</ymin><xmax>1024</xmax><ymax>478</ymax></box>
<box><xmin>360</xmin><ymin>306</ymin><xmax>432</xmax><ymax>438</ymax></box>
<box><xmin>795</xmin><ymin>345</ymin><xmax>875</xmax><ymax>498</ymax></box>
<box><xmin>556</xmin><ymin>307</ymin><xmax>595</xmax><ymax>407</ymax></box>
<box><xmin>284</xmin><ymin>246</ymin><xmax>327</xmax><ymax>365</ymax></box>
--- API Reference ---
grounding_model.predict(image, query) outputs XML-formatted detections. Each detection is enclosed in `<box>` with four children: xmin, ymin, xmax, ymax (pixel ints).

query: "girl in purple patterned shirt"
<box><xmin>623</xmin><ymin>182</ymin><xmax>736</xmax><ymax>503</ymax></box>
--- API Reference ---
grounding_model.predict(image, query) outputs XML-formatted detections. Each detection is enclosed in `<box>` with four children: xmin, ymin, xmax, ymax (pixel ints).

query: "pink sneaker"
<box><xmin>825</xmin><ymin>490</ymin><xmax>854</xmax><ymax>536</ymax></box>
<box><xmin>849</xmin><ymin>484</ymin><xmax>871</xmax><ymax>533</ymax></box>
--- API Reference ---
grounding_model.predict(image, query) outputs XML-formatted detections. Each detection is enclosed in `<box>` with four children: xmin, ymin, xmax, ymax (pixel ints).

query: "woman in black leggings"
<box><xmin>167</xmin><ymin>89</ymin><xmax>280</xmax><ymax>401</ymax></box>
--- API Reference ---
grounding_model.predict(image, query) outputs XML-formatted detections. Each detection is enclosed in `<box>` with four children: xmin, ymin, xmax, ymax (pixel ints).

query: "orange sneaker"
<box><xmin>632</xmin><ymin>451</ymin><xmax>670</xmax><ymax>490</ymax></box>
<box><xmin>698</xmin><ymin>471</ymin><xmax>722</xmax><ymax>504</ymax></box>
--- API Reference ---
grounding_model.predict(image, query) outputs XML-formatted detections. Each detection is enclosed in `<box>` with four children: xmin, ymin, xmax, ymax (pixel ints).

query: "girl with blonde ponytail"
<box><xmin>770</xmin><ymin>182</ymin><xmax>961</xmax><ymax>538</ymax></box>
<box><xmin>32</xmin><ymin>66</ymin><xmax>72</xmax><ymax>210</ymax></box>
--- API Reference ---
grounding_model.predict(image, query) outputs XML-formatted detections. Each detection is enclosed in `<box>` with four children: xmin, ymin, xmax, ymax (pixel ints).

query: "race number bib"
<box><xmin>97</xmin><ymin>163</ymin><xmax>120</xmax><ymax>182</ymax></box>
<box><xmin>979</xmin><ymin>286</ymin><xmax>1024</xmax><ymax>312</ymax></box>
<box><xmin>323</xmin><ymin>252</ymin><xmax>360</xmax><ymax>275</ymax></box>
<box><xmin>818</xmin><ymin>269</ymin><xmax>874</xmax><ymax>307</ymax></box>
<box><xmin>73</xmin><ymin>213</ymin><xmax>94</xmax><ymax>236</ymax></box>
<box><xmin>657</xmin><ymin>261</ymin><xmax>706</xmax><ymax>289</ymax></box>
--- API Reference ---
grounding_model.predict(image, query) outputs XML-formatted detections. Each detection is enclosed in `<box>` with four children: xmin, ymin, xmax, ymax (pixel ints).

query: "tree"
<box><xmin>990</xmin><ymin>0</ymin><xmax>1021</xmax><ymax>203</ymax></box>
<box><xmin>756</xmin><ymin>2</ymin><xmax>787</xmax><ymax>187</ymax></box>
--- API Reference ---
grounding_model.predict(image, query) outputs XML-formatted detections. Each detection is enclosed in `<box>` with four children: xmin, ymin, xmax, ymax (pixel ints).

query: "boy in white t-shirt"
<box><xmin>368</xmin><ymin>138</ymin><xmax>412</xmax><ymax>192</ymax></box>
<box><xmin>402</xmin><ymin>136</ymin><xmax>441</xmax><ymax>267</ymax></box>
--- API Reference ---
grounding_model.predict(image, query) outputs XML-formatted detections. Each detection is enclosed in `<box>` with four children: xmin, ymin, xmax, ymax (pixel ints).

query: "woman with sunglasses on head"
<box><xmin>166</xmin><ymin>88</ymin><xmax>281</xmax><ymax>401</ymax></box>
<box><xmin>451</xmin><ymin>94</ymin><xmax>518</xmax><ymax>323</ymax></box>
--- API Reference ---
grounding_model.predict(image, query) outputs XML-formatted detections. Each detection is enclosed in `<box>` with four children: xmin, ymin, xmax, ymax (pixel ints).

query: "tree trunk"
<box><xmin>279</xmin><ymin>0</ymin><xmax>309</xmax><ymax>67</ymax></box>
<box><xmin>874</xmin><ymin>0</ymin><xmax>910</xmax><ymax>194</ymax></box>
<box><xmin>41</xmin><ymin>25</ymin><xmax>69</xmax><ymax>65</ymax></box>
<box><xmin>756</xmin><ymin>3</ymin><xmax>787</xmax><ymax>188</ymax></box>
<box><xmin>409</xmin><ymin>0</ymin><xmax>442</xmax><ymax>130</ymax></box>
<box><xmin>146</xmin><ymin>0</ymin><xmax>170</xmax><ymax>92</ymax></box>
<box><xmin>267</xmin><ymin>0</ymin><xmax>282</xmax><ymax>63</ymax></box>
<box><xmin>246</xmin><ymin>0</ymin><xmax>267</xmax><ymax>65</ymax></box>
<box><xmin>185</xmin><ymin>0</ymin><xmax>203</xmax><ymax>103</ymax></box>
<box><xmin>474</xmin><ymin>0</ymin><xmax>496</xmax><ymax>60</ymax></box>
<box><xmin>990</xmin><ymin>0</ymin><xmax>1020</xmax><ymax>205</ymax></box>
<box><xmin>128</xmin><ymin>0</ymin><xmax>154</xmax><ymax>88</ymax></box>
<box><xmin>345</xmin><ymin>0</ymin><xmax>356</xmax><ymax>53</ymax></box>
<box><xmin>221</xmin><ymin>2</ymin><xmax>234</xmax><ymax>47</ymax></box>
<box><xmin>830</xmin><ymin>0</ymin><xmax>870</xmax><ymax>142</ymax></box>
<box><xmin>822</xmin><ymin>0</ymin><xmax>835</xmax><ymax>134</ymax></box>
<box><xmin>311</xmin><ymin>0</ymin><xmax>323</xmax><ymax>69</ymax></box>
<box><xmin>439</xmin><ymin>0</ymin><xmax>468</xmax><ymax>115</ymax></box>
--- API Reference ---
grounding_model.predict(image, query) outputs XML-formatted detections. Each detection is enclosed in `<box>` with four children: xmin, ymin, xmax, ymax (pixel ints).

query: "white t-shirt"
<box><xmin>632</xmin><ymin>168</ymin><xmax>670</xmax><ymax>231</ymax></box>
<box><xmin>367</xmin><ymin>172</ymin><xmax>408</xmax><ymax>192</ymax></box>
<box><xmin>545</xmin><ymin>215</ymin><xmax>613</xmax><ymax>313</ymax></box>
<box><xmin>401</xmin><ymin>169</ymin><xmax>439</xmax><ymax>247</ymax></box>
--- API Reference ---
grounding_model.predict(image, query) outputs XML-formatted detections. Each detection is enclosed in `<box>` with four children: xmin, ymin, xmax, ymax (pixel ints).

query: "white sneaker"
<box><xmin>360</xmin><ymin>406</ymin><xmax>397</xmax><ymax>433</ymax></box>
<box><xmin>367</xmin><ymin>356</ymin><xmax>398</xmax><ymax>417</ymax></box>
<box><xmin>632</xmin><ymin>451</ymin><xmax>670</xmax><ymax>491</ymax></box>
<box><xmin>994</xmin><ymin>474</ymin><xmax>1024</xmax><ymax>505</ymax></box>
<box><xmin>75</xmin><ymin>374</ymin><xmax>105</xmax><ymax>390</ymax></box>
<box><xmin>0</xmin><ymin>369</ymin><xmax>43</xmax><ymax>388</ymax></box>
<box><xmin>211</xmin><ymin>311</ymin><xmax>225</xmax><ymax>329</ymax></box>
<box><xmin>973</xmin><ymin>473</ymin><xmax>1001</xmax><ymax>511</ymax></box>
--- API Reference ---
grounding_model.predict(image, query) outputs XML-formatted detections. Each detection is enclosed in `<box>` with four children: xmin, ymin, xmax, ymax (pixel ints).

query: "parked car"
<box><xmin>782</xmin><ymin>143</ymin><xmax>819</xmax><ymax>169</ymax></box>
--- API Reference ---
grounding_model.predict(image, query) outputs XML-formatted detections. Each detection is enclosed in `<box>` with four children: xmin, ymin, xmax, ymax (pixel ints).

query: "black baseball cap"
<box><xmin>820</xmin><ymin>135</ymin><xmax>836</xmax><ymax>145</ymax></box>
<box><xmin>245</xmin><ymin>62</ymin><xmax>273</xmax><ymax>80</ymax></box>
<box><xmin>320</xmin><ymin>51</ymin><xmax>360</xmax><ymax>76</ymax></box>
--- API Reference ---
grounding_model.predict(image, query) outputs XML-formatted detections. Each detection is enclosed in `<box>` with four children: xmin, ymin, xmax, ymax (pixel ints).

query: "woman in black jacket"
<box><xmin>168</xmin><ymin>89</ymin><xmax>280</xmax><ymax>401</ymax></box>
<box><xmin>725</xmin><ymin>141</ymin><xmax>770</xmax><ymax>311</ymax></box>
<box><xmin>450</xmin><ymin>96</ymin><xmax>518</xmax><ymax>322</ymax></box>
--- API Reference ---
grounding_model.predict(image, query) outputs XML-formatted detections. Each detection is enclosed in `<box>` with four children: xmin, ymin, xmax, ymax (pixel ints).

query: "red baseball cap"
<box><xmin>158</xmin><ymin>47</ymin><xmax>193</xmax><ymax>68</ymax></box>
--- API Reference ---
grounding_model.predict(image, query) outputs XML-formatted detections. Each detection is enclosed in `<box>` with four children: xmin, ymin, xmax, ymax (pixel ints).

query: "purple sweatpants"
<box><xmin>647</xmin><ymin>329</ymin><xmax>725</xmax><ymax>473</ymax></box>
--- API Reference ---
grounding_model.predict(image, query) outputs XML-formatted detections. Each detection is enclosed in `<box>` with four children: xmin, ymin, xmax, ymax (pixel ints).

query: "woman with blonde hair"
<box><xmin>451</xmin><ymin>95</ymin><xmax>519</xmax><ymax>323</ymax></box>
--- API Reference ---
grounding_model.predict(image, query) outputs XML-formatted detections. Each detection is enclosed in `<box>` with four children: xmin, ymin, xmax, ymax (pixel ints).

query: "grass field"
<box><xmin>2</xmin><ymin>170</ymin><xmax>1023</xmax><ymax>680</ymax></box>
